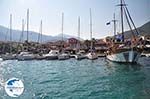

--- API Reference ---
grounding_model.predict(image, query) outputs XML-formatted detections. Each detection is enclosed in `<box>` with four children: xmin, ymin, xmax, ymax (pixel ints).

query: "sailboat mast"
<box><xmin>38</xmin><ymin>22</ymin><xmax>40</xmax><ymax>43</ymax></box>
<box><xmin>60</xmin><ymin>13</ymin><xmax>64</xmax><ymax>51</ymax></box>
<box><xmin>77</xmin><ymin>16</ymin><xmax>80</xmax><ymax>51</ymax></box>
<box><xmin>10</xmin><ymin>14</ymin><xmax>12</xmax><ymax>41</ymax></box>
<box><xmin>21</xmin><ymin>19</ymin><xmax>24</xmax><ymax>42</ymax></box>
<box><xmin>78</xmin><ymin>16</ymin><xmax>80</xmax><ymax>41</ymax></box>
<box><xmin>40</xmin><ymin>20</ymin><xmax>42</xmax><ymax>43</ymax></box>
<box><xmin>113</xmin><ymin>13</ymin><xmax>117</xmax><ymax>37</ymax></box>
<box><xmin>27</xmin><ymin>9</ymin><xmax>29</xmax><ymax>42</ymax></box>
<box><xmin>61</xmin><ymin>13</ymin><xmax>64</xmax><ymax>42</ymax></box>
<box><xmin>90</xmin><ymin>8</ymin><xmax>93</xmax><ymax>50</ymax></box>
<box><xmin>120</xmin><ymin>0</ymin><xmax>124</xmax><ymax>42</ymax></box>
<box><xmin>9</xmin><ymin>14</ymin><xmax>12</xmax><ymax>53</ymax></box>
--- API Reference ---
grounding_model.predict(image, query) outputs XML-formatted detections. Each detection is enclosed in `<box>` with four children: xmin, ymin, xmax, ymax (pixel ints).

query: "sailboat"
<box><xmin>75</xmin><ymin>17</ymin><xmax>86</xmax><ymax>60</ymax></box>
<box><xmin>44</xmin><ymin>50</ymin><xmax>59</xmax><ymax>60</ymax></box>
<box><xmin>58</xmin><ymin>13</ymin><xmax>70</xmax><ymax>60</ymax></box>
<box><xmin>17</xmin><ymin>9</ymin><xmax>35</xmax><ymax>61</ymax></box>
<box><xmin>35</xmin><ymin>20</ymin><xmax>46</xmax><ymax>60</ymax></box>
<box><xmin>1</xmin><ymin>14</ymin><xmax>16</xmax><ymax>60</ymax></box>
<box><xmin>106</xmin><ymin>0</ymin><xmax>141</xmax><ymax>63</ymax></box>
<box><xmin>86</xmin><ymin>8</ymin><xmax>98</xmax><ymax>60</ymax></box>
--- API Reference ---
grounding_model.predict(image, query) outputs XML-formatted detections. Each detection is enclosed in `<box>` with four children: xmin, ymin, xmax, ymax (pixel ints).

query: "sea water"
<box><xmin>0</xmin><ymin>57</ymin><xmax>150</xmax><ymax>99</ymax></box>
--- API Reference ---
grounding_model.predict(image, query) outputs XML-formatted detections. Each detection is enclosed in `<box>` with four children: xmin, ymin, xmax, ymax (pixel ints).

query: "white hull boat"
<box><xmin>106</xmin><ymin>0</ymin><xmax>142</xmax><ymax>63</ymax></box>
<box><xmin>75</xmin><ymin>54</ymin><xmax>86</xmax><ymax>60</ymax></box>
<box><xmin>107</xmin><ymin>50</ymin><xmax>140</xmax><ymax>63</ymax></box>
<box><xmin>75</xmin><ymin>51</ymin><xmax>86</xmax><ymax>60</ymax></box>
<box><xmin>87</xmin><ymin>52</ymin><xmax>98</xmax><ymax>60</ymax></box>
<box><xmin>35</xmin><ymin>54</ymin><xmax>45</xmax><ymax>60</ymax></box>
<box><xmin>58</xmin><ymin>53</ymin><xmax>70</xmax><ymax>60</ymax></box>
<box><xmin>17</xmin><ymin>52</ymin><xmax>35</xmax><ymax>61</ymax></box>
<box><xmin>1</xmin><ymin>54</ymin><xmax>16</xmax><ymax>60</ymax></box>
<box><xmin>44</xmin><ymin>50</ymin><xmax>59</xmax><ymax>60</ymax></box>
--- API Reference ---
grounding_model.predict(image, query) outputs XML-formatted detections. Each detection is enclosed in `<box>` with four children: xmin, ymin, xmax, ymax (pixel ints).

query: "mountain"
<box><xmin>55</xmin><ymin>33</ymin><xmax>77</xmax><ymax>39</ymax></box>
<box><xmin>0</xmin><ymin>25</ymin><xmax>77</xmax><ymax>42</ymax></box>
<box><xmin>124</xmin><ymin>21</ymin><xmax>150</xmax><ymax>38</ymax></box>
<box><xmin>138</xmin><ymin>21</ymin><xmax>150</xmax><ymax>35</ymax></box>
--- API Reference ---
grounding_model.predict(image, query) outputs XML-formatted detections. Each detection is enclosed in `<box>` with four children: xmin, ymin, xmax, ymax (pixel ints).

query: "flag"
<box><xmin>106</xmin><ymin>22</ymin><xmax>111</xmax><ymax>25</ymax></box>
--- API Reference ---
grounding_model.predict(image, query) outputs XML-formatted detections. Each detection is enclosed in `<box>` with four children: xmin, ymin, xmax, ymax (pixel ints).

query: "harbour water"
<box><xmin>0</xmin><ymin>57</ymin><xmax>150</xmax><ymax>99</ymax></box>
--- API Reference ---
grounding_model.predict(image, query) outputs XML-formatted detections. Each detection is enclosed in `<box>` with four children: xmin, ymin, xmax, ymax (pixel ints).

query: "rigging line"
<box><xmin>122</xmin><ymin>0</ymin><xmax>139</xmax><ymax>35</ymax></box>
<box><xmin>123</xmin><ymin>7</ymin><xmax>136</xmax><ymax>41</ymax></box>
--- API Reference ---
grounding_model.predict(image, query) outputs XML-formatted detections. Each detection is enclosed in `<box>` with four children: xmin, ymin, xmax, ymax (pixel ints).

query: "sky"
<box><xmin>0</xmin><ymin>0</ymin><xmax>149</xmax><ymax>39</ymax></box>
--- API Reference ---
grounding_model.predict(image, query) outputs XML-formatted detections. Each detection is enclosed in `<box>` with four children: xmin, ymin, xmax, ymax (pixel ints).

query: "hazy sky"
<box><xmin>0</xmin><ymin>0</ymin><xmax>149</xmax><ymax>39</ymax></box>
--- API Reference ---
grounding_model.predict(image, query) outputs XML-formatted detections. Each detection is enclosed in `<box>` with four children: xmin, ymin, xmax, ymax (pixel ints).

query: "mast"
<box><xmin>112</xmin><ymin>13</ymin><xmax>117</xmax><ymax>41</ymax></box>
<box><xmin>113</xmin><ymin>13</ymin><xmax>117</xmax><ymax>36</ymax></box>
<box><xmin>61</xmin><ymin>13</ymin><xmax>64</xmax><ymax>51</ymax></box>
<box><xmin>90</xmin><ymin>8</ymin><xmax>93</xmax><ymax>51</ymax></box>
<box><xmin>77</xmin><ymin>16</ymin><xmax>80</xmax><ymax>51</ymax></box>
<box><xmin>61</xmin><ymin>13</ymin><xmax>64</xmax><ymax>42</ymax></box>
<box><xmin>40</xmin><ymin>20</ymin><xmax>42</xmax><ymax>43</ymax></box>
<box><xmin>17</xmin><ymin>19</ymin><xmax>24</xmax><ymax>52</ymax></box>
<box><xmin>78</xmin><ymin>16</ymin><xmax>80</xmax><ymax>41</ymax></box>
<box><xmin>10</xmin><ymin>14</ymin><xmax>12</xmax><ymax>41</ymax></box>
<box><xmin>9</xmin><ymin>14</ymin><xmax>12</xmax><ymax>53</ymax></box>
<box><xmin>120</xmin><ymin>0</ymin><xmax>124</xmax><ymax>42</ymax></box>
<box><xmin>27</xmin><ymin>9</ymin><xmax>29</xmax><ymax>42</ymax></box>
